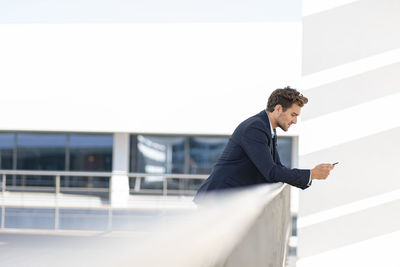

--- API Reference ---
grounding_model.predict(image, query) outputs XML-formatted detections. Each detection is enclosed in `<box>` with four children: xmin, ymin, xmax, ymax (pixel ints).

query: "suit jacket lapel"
<box><xmin>259</xmin><ymin>110</ymin><xmax>277</xmax><ymax>162</ymax></box>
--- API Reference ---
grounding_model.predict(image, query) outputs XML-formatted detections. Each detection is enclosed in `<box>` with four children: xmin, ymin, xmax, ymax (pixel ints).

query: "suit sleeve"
<box><xmin>240</xmin><ymin>121</ymin><xmax>310</xmax><ymax>190</ymax></box>
<box><xmin>275</xmin><ymin>150</ymin><xmax>313</xmax><ymax>187</ymax></box>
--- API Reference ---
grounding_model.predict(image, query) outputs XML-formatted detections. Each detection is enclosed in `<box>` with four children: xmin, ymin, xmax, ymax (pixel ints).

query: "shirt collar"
<box><xmin>265</xmin><ymin>110</ymin><xmax>275</xmax><ymax>137</ymax></box>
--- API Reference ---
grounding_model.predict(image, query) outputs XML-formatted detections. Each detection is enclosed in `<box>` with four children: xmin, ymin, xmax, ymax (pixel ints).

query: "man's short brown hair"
<box><xmin>267</xmin><ymin>86</ymin><xmax>308</xmax><ymax>112</ymax></box>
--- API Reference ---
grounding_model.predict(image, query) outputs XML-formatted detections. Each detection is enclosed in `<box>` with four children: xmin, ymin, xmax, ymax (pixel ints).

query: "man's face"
<box><xmin>276</xmin><ymin>104</ymin><xmax>301</xmax><ymax>132</ymax></box>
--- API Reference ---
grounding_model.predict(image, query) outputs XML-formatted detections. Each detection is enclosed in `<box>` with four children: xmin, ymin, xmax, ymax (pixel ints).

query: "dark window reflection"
<box><xmin>189</xmin><ymin>137</ymin><xmax>228</xmax><ymax>174</ymax></box>
<box><xmin>68</xmin><ymin>134</ymin><xmax>112</xmax><ymax>189</ymax></box>
<box><xmin>276</xmin><ymin>137</ymin><xmax>292</xmax><ymax>168</ymax></box>
<box><xmin>69</xmin><ymin>134</ymin><xmax>112</xmax><ymax>172</ymax></box>
<box><xmin>17</xmin><ymin>133</ymin><xmax>66</xmax><ymax>171</ymax></box>
<box><xmin>0</xmin><ymin>133</ymin><xmax>14</xmax><ymax>170</ymax></box>
<box><xmin>16</xmin><ymin>133</ymin><xmax>66</xmax><ymax>187</ymax></box>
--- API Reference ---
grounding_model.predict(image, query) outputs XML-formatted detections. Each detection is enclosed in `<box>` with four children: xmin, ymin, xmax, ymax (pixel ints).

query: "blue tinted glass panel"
<box><xmin>5</xmin><ymin>208</ymin><xmax>55</xmax><ymax>230</ymax></box>
<box><xmin>0</xmin><ymin>133</ymin><xmax>14</xmax><ymax>170</ymax></box>
<box><xmin>17</xmin><ymin>133</ymin><xmax>66</xmax><ymax>170</ymax></box>
<box><xmin>276</xmin><ymin>137</ymin><xmax>292</xmax><ymax>168</ymax></box>
<box><xmin>135</xmin><ymin>135</ymin><xmax>185</xmax><ymax>174</ymax></box>
<box><xmin>69</xmin><ymin>134</ymin><xmax>113</xmax><ymax>148</ymax></box>
<box><xmin>189</xmin><ymin>137</ymin><xmax>228</xmax><ymax>174</ymax></box>
<box><xmin>69</xmin><ymin>134</ymin><xmax>113</xmax><ymax>171</ymax></box>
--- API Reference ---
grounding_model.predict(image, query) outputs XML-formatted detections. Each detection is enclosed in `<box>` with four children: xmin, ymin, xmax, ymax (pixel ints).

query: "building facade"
<box><xmin>0</xmin><ymin>0</ymin><xmax>303</xmax><ymax>202</ymax></box>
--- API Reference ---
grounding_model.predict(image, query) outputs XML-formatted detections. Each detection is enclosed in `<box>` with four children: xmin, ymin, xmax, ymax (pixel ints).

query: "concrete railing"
<box><xmin>0</xmin><ymin>182</ymin><xmax>291</xmax><ymax>267</ymax></box>
<box><xmin>103</xmin><ymin>183</ymin><xmax>292</xmax><ymax>267</ymax></box>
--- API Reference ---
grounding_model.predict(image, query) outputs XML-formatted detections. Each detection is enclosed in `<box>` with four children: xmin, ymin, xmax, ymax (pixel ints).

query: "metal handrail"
<box><xmin>0</xmin><ymin>170</ymin><xmax>112</xmax><ymax>177</ymax></box>
<box><xmin>128</xmin><ymin>172</ymin><xmax>208</xmax><ymax>179</ymax></box>
<box><xmin>0</xmin><ymin>170</ymin><xmax>207</xmax><ymax>197</ymax></box>
<box><xmin>0</xmin><ymin>170</ymin><xmax>208</xmax><ymax>196</ymax></box>
<box><xmin>0</xmin><ymin>170</ymin><xmax>208</xmax><ymax>179</ymax></box>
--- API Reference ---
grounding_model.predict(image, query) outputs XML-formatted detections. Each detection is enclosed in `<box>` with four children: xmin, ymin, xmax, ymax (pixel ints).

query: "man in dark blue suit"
<box><xmin>194</xmin><ymin>87</ymin><xmax>333</xmax><ymax>203</ymax></box>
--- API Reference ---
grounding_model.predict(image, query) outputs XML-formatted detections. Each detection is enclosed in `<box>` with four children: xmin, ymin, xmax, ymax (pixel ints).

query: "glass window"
<box><xmin>276</xmin><ymin>137</ymin><xmax>292</xmax><ymax>168</ymax></box>
<box><xmin>17</xmin><ymin>133</ymin><xmax>66</xmax><ymax>171</ymax></box>
<box><xmin>189</xmin><ymin>137</ymin><xmax>228</xmax><ymax>174</ymax></box>
<box><xmin>130</xmin><ymin>135</ymin><xmax>185</xmax><ymax>191</ymax></box>
<box><xmin>67</xmin><ymin>134</ymin><xmax>112</xmax><ymax>189</ymax></box>
<box><xmin>0</xmin><ymin>133</ymin><xmax>14</xmax><ymax>170</ymax></box>
<box><xmin>133</xmin><ymin>135</ymin><xmax>185</xmax><ymax>174</ymax></box>
<box><xmin>129</xmin><ymin>134</ymin><xmax>293</xmax><ymax>194</ymax></box>
<box><xmin>16</xmin><ymin>133</ymin><xmax>67</xmax><ymax>187</ymax></box>
<box><xmin>69</xmin><ymin>134</ymin><xmax>113</xmax><ymax>172</ymax></box>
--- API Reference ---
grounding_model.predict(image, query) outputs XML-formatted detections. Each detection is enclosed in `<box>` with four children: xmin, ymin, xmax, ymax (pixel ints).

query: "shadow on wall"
<box><xmin>302</xmin><ymin>0</ymin><xmax>400</xmax><ymax>75</ymax></box>
<box><xmin>298</xmin><ymin>126</ymin><xmax>400</xmax><ymax>257</ymax></box>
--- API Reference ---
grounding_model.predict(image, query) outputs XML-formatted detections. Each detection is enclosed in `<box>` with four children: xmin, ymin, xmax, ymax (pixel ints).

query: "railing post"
<box><xmin>179</xmin><ymin>179</ymin><xmax>184</xmax><ymax>196</ymax></box>
<box><xmin>108</xmin><ymin>175</ymin><xmax>112</xmax><ymax>231</ymax></box>
<box><xmin>55</xmin><ymin>175</ymin><xmax>60</xmax><ymax>196</ymax></box>
<box><xmin>55</xmin><ymin>175</ymin><xmax>60</xmax><ymax>230</ymax></box>
<box><xmin>134</xmin><ymin>177</ymin><xmax>141</xmax><ymax>192</ymax></box>
<box><xmin>163</xmin><ymin>177</ymin><xmax>167</xmax><ymax>196</ymax></box>
<box><xmin>1</xmin><ymin>174</ymin><xmax>6</xmax><ymax>229</ymax></box>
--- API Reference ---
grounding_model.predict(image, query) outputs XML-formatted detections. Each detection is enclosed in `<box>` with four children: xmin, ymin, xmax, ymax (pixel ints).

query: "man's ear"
<box><xmin>275</xmin><ymin>104</ymin><xmax>282</xmax><ymax>113</ymax></box>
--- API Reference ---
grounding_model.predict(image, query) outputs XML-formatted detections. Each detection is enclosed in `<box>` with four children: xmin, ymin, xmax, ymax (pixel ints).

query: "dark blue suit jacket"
<box><xmin>194</xmin><ymin>110</ymin><xmax>310</xmax><ymax>203</ymax></box>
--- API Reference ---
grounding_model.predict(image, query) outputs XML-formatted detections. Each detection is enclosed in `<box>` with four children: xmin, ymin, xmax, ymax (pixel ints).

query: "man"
<box><xmin>194</xmin><ymin>86</ymin><xmax>333</xmax><ymax>203</ymax></box>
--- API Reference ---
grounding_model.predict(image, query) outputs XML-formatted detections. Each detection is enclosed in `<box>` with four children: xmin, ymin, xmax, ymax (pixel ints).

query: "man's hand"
<box><xmin>311</xmin><ymin>164</ymin><xmax>334</xmax><ymax>180</ymax></box>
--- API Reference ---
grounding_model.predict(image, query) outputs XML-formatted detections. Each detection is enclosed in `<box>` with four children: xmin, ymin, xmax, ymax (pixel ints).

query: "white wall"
<box><xmin>0</xmin><ymin>0</ymin><xmax>301</xmax><ymax>23</ymax></box>
<box><xmin>297</xmin><ymin>0</ymin><xmax>400</xmax><ymax>266</ymax></box>
<box><xmin>0</xmin><ymin>23</ymin><xmax>301</xmax><ymax>135</ymax></box>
